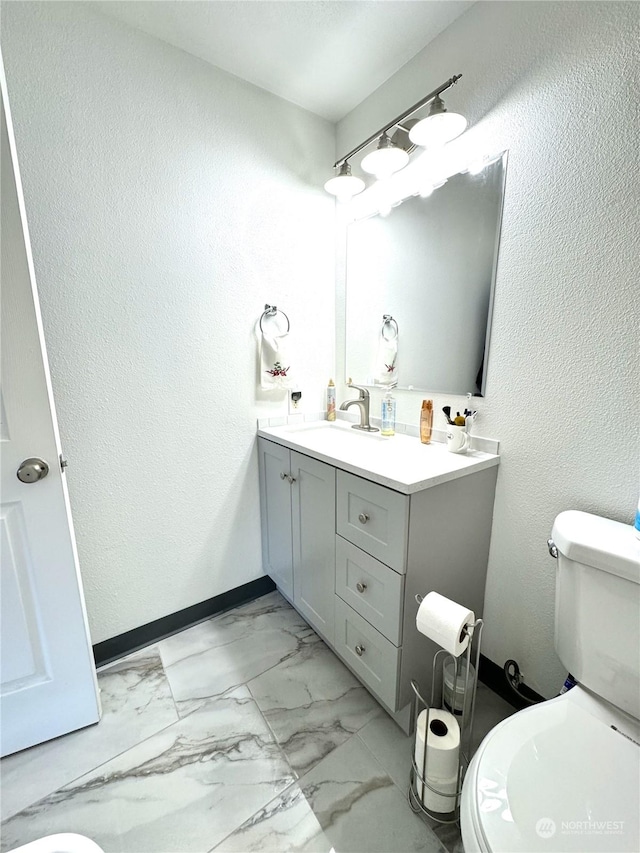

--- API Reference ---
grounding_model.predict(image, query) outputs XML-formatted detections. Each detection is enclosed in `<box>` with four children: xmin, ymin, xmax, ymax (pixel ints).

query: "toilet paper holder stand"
<box><xmin>408</xmin><ymin>594</ymin><xmax>484</xmax><ymax>826</ymax></box>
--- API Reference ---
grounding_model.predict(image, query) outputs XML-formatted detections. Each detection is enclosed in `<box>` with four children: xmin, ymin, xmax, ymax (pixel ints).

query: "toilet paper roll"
<box><xmin>418</xmin><ymin>771</ymin><xmax>459</xmax><ymax>814</ymax></box>
<box><xmin>415</xmin><ymin>591</ymin><xmax>475</xmax><ymax>657</ymax></box>
<box><xmin>414</xmin><ymin>708</ymin><xmax>460</xmax><ymax>813</ymax></box>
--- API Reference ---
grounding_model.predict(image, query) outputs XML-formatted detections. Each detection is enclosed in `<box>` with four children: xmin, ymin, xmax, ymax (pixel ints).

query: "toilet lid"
<box><xmin>469</xmin><ymin>693</ymin><xmax>640</xmax><ymax>852</ymax></box>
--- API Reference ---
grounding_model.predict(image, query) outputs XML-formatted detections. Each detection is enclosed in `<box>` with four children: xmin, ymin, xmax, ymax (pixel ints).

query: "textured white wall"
<box><xmin>337</xmin><ymin>1</ymin><xmax>640</xmax><ymax>697</ymax></box>
<box><xmin>2</xmin><ymin>2</ymin><xmax>335</xmax><ymax>643</ymax></box>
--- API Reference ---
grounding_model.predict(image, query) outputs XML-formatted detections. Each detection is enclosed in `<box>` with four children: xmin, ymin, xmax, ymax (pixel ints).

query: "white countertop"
<box><xmin>257</xmin><ymin>420</ymin><xmax>499</xmax><ymax>494</ymax></box>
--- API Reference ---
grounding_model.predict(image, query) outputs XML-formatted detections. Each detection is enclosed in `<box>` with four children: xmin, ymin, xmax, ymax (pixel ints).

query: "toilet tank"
<box><xmin>552</xmin><ymin>510</ymin><xmax>640</xmax><ymax>720</ymax></box>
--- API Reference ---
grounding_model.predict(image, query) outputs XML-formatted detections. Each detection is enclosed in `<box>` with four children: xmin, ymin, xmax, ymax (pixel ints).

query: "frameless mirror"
<box><xmin>345</xmin><ymin>151</ymin><xmax>507</xmax><ymax>396</ymax></box>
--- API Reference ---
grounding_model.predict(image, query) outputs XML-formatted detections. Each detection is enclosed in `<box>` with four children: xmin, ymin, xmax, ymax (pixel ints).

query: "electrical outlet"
<box><xmin>289</xmin><ymin>391</ymin><xmax>302</xmax><ymax>413</ymax></box>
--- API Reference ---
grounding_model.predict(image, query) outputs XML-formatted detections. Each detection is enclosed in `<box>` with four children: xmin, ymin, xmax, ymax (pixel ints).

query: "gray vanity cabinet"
<box><xmin>258</xmin><ymin>438</ymin><xmax>336</xmax><ymax>645</ymax></box>
<box><xmin>258</xmin><ymin>431</ymin><xmax>498</xmax><ymax>732</ymax></box>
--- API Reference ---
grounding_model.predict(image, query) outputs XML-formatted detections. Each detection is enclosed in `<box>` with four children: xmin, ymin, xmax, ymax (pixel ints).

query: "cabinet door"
<box><xmin>291</xmin><ymin>451</ymin><xmax>336</xmax><ymax>645</ymax></box>
<box><xmin>258</xmin><ymin>438</ymin><xmax>293</xmax><ymax>599</ymax></box>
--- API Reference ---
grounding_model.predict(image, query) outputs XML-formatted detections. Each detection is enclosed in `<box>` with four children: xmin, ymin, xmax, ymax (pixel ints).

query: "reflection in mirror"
<box><xmin>345</xmin><ymin>152</ymin><xmax>507</xmax><ymax>396</ymax></box>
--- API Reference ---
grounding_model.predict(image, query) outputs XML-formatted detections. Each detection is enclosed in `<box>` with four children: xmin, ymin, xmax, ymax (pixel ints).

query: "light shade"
<box><xmin>409</xmin><ymin>95</ymin><xmax>467</xmax><ymax>148</ymax></box>
<box><xmin>324</xmin><ymin>162</ymin><xmax>365</xmax><ymax>202</ymax></box>
<box><xmin>361</xmin><ymin>132</ymin><xmax>409</xmax><ymax>179</ymax></box>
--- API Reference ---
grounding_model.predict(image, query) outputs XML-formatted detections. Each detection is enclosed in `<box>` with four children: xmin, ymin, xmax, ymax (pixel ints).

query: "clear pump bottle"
<box><xmin>381</xmin><ymin>389</ymin><xmax>396</xmax><ymax>436</ymax></box>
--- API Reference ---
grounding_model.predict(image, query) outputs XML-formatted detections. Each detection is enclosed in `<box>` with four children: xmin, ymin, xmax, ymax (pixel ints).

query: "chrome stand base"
<box><xmin>408</xmin><ymin>615</ymin><xmax>484</xmax><ymax>826</ymax></box>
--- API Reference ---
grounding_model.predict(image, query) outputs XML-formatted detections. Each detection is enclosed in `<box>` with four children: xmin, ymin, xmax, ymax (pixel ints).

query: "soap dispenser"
<box><xmin>381</xmin><ymin>389</ymin><xmax>396</xmax><ymax>436</ymax></box>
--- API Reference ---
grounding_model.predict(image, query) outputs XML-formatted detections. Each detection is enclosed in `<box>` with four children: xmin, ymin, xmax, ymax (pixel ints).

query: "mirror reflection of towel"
<box><xmin>260</xmin><ymin>331</ymin><xmax>294</xmax><ymax>390</ymax></box>
<box><xmin>375</xmin><ymin>335</ymin><xmax>398</xmax><ymax>386</ymax></box>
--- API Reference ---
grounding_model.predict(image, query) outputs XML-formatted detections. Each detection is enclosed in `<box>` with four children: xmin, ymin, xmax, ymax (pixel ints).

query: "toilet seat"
<box><xmin>461</xmin><ymin>687</ymin><xmax>640</xmax><ymax>852</ymax></box>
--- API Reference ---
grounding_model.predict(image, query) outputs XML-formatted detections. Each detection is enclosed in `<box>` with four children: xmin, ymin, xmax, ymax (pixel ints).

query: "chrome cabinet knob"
<box><xmin>280</xmin><ymin>472</ymin><xmax>296</xmax><ymax>484</ymax></box>
<box><xmin>280</xmin><ymin>472</ymin><xmax>287</xmax><ymax>480</ymax></box>
<box><xmin>355</xmin><ymin>644</ymin><xmax>365</xmax><ymax>657</ymax></box>
<box><xmin>547</xmin><ymin>538</ymin><xmax>558</xmax><ymax>558</ymax></box>
<box><xmin>356</xmin><ymin>581</ymin><xmax>367</xmax><ymax>593</ymax></box>
<box><xmin>286</xmin><ymin>474</ymin><xmax>296</xmax><ymax>484</ymax></box>
<box><xmin>358</xmin><ymin>512</ymin><xmax>369</xmax><ymax>525</ymax></box>
<box><xmin>17</xmin><ymin>457</ymin><xmax>49</xmax><ymax>484</ymax></box>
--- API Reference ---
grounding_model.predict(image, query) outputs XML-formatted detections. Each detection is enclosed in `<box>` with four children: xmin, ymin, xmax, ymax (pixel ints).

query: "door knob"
<box><xmin>17</xmin><ymin>457</ymin><xmax>49</xmax><ymax>484</ymax></box>
<box><xmin>358</xmin><ymin>512</ymin><xmax>369</xmax><ymax>525</ymax></box>
<box><xmin>355</xmin><ymin>644</ymin><xmax>365</xmax><ymax>657</ymax></box>
<box><xmin>356</xmin><ymin>581</ymin><xmax>367</xmax><ymax>593</ymax></box>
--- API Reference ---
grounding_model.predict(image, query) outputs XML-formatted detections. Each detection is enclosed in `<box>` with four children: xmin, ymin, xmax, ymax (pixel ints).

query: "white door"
<box><xmin>0</xmin><ymin>60</ymin><xmax>100</xmax><ymax>757</ymax></box>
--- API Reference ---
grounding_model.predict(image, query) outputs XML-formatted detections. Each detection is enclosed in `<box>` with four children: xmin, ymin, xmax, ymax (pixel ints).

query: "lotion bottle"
<box><xmin>327</xmin><ymin>379</ymin><xmax>336</xmax><ymax>421</ymax></box>
<box><xmin>420</xmin><ymin>399</ymin><xmax>433</xmax><ymax>444</ymax></box>
<box><xmin>381</xmin><ymin>389</ymin><xmax>396</xmax><ymax>436</ymax></box>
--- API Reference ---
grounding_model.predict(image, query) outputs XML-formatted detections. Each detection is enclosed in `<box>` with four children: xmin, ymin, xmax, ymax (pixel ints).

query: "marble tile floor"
<box><xmin>0</xmin><ymin>591</ymin><xmax>514</xmax><ymax>853</ymax></box>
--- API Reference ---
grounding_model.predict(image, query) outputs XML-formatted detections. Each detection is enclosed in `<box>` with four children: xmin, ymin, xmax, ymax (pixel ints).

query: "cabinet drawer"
<box><xmin>335</xmin><ymin>536</ymin><xmax>404</xmax><ymax>646</ymax></box>
<box><xmin>336</xmin><ymin>471</ymin><xmax>409</xmax><ymax>572</ymax></box>
<box><xmin>334</xmin><ymin>596</ymin><xmax>400</xmax><ymax>711</ymax></box>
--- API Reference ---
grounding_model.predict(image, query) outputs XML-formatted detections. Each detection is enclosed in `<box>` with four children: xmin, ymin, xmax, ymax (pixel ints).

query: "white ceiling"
<box><xmin>93</xmin><ymin>1</ymin><xmax>474</xmax><ymax>122</ymax></box>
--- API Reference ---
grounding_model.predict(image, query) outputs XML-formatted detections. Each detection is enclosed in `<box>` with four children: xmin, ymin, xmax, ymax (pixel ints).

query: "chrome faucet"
<box><xmin>339</xmin><ymin>383</ymin><xmax>379</xmax><ymax>432</ymax></box>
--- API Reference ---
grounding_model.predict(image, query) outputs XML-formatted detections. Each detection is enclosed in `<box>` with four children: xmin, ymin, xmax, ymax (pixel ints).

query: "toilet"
<box><xmin>461</xmin><ymin>510</ymin><xmax>640</xmax><ymax>852</ymax></box>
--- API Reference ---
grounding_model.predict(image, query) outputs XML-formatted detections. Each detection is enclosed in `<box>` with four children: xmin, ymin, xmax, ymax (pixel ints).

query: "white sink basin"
<box><xmin>280</xmin><ymin>421</ymin><xmax>388</xmax><ymax>443</ymax></box>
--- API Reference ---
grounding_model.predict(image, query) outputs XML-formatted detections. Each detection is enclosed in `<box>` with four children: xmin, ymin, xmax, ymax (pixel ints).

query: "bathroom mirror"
<box><xmin>345</xmin><ymin>151</ymin><xmax>507</xmax><ymax>395</ymax></box>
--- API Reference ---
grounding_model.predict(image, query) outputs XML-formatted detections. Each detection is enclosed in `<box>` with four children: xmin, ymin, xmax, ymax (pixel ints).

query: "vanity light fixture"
<box><xmin>323</xmin><ymin>161</ymin><xmax>366</xmax><ymax>202</ymax></box>
<box><xmin>326</xmin><ymin>74</ymin><xmax>465</xmax><ymax>200</ymax></box>
<box><xmin>408</xmin><ymin>94</ymin><xmax>467</xmax><ymax>148</ymax></box>
<box><xmin>361</xmin><ymin>132</ymin><xmax>409</xmax><ymax>179</ymax></box>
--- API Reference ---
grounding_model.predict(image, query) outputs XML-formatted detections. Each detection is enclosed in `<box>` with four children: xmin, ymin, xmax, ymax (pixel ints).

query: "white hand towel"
<box><xmin>260</xmin><ymin>330</ymin><xmax>294</xmax><ymax>390</ymax></box>
<box><xmin>375</xmin><ymin>335</ymin><xmax>398</xmax><ymax>386</ymax></box>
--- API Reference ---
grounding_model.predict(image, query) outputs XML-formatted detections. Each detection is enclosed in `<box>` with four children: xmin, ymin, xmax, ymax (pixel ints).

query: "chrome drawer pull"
<box><xmin>355</xmin><ymin>644</ymin><xmax>365</xmax><ymax>657</ymax></box>
<box><xmin>358</xmin><ymin>512</ymin><xmax>369</xmax><ymax>525</ymax></box>
<box><xmin>356</xmin><ymin>581</ymin><xmax>367</xmax><ymax>593</ymax></box>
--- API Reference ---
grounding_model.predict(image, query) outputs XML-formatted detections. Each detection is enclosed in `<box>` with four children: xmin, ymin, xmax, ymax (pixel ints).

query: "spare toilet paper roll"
<box><xmin>414</xmin><ymin>708</ymin><xmax>460</xmax><ymax>813</ymax></box>
<box><xmin>415</xmin><ymin>591</ymin><xmax>475</xmax><ymax>657</ymax></box>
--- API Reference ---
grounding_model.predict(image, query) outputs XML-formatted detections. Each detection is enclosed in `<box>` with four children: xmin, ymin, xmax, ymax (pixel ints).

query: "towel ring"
<box><xmin>381</xmin><ymin>314</ymin><xmax>398</xmax><ymax>342</ymax></box>
<box><xmin>260</xmin><ymin>304</ymin><xmax>290</xmax><ymax>333</ymax></box>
